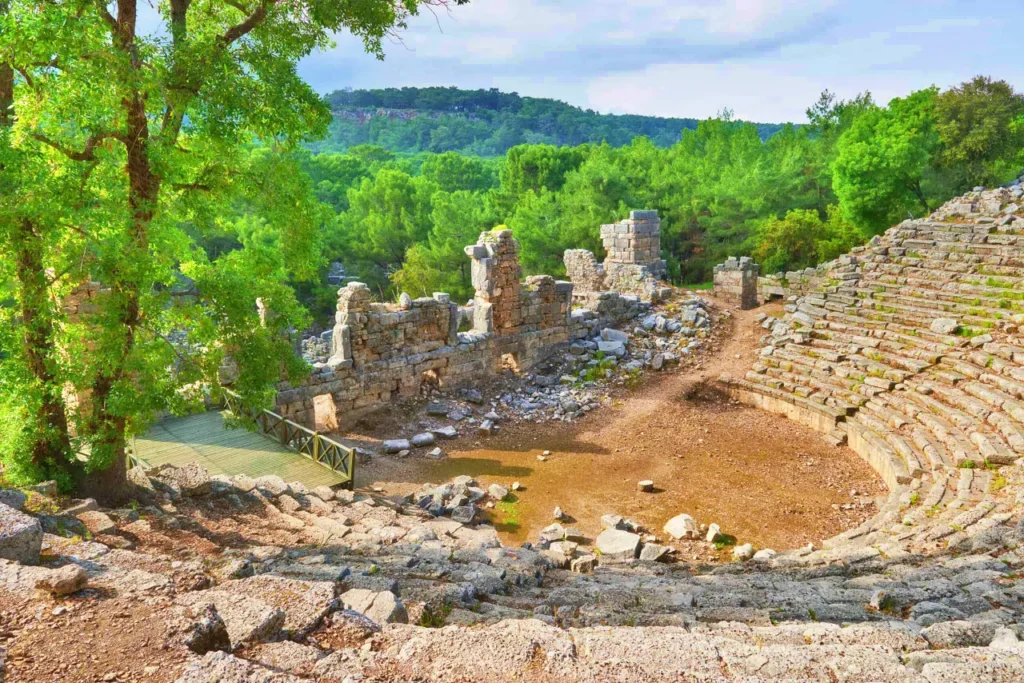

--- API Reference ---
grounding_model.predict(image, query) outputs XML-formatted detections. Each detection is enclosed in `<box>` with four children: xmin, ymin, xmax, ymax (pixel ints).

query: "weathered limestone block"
<box><xmin>0</xmin><ymin>503</ymin><xmax>42</xmax><ymax>565</ymax></box>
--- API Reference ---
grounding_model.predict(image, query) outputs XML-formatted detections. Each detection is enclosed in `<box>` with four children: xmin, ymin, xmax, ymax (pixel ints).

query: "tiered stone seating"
<box><xmin>723</xmin><ymin>187</ymin><xmax>1024</xmax><ymax>558</ymax></box>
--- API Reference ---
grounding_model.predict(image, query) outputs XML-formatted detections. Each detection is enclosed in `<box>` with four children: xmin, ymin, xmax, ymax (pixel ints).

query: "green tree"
<box><xmin>393</xmin><ymin>189</ymin><xmax>489</xmax><ymax>301</ymax></box>
<box><xmin>420</xmin><ymin>152</ymin><xmax>496</xmax><ymax>192</ymax></box>
<box><xmin>0</xmin><ymin>0</ymin><xmax>466</xmax><ymax>501</ymax></box>
<box><xmin>753</xmin><ymin>206</ymin><xmax>862</xmax><ymax>274</ymax></box>
<box><xmin>832</xmin><ymin>89</ymin><xmax>940</xmax><ymax>231</ymax></box>
<box><xmin>336</xmin><ymin>169</ymin><xmax>436</xmax><ymax>291</ymax></box>
<box><xmin>492</xmin><ymin>143</ymin><xmax>589</xmax><ymax>217</ymax></box>
<box><xmin>935</xmin><ymin>76</ymin><xmax>1024</xmax><ymax>187</ymax></box>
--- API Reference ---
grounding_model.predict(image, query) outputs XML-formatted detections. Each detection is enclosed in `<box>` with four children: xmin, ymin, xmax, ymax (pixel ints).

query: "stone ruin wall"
<box><xmin>712</xmin><ymin>253</ymin><xmax>864</xmax><ymax>307</ymax></box>
<box><xmin>275</xmin><ymin>229</ymin><xmax>648</xmax><ymax>429</ymax></box>
<box><xmin>755</xmin><ymin>254</ymin><xmax>862</xmax><ymax>302</ymax></box>
<box><xmin>565</xmin><ymin>210</ymin><xmax>669</xmax><ymax>303</ymax></box>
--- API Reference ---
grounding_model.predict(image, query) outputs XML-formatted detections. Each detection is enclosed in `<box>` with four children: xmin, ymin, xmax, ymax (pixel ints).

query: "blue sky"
<box><xmin>297</xmin><ymin>0</ymin><xmax>1020</xmax><ymax>123</ymax></box>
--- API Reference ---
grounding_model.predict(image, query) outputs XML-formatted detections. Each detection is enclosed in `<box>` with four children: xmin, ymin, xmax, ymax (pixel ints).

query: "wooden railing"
<box><xmin>223</xmin><ymin>390</ymin><xmax>355</xmax><ymax>489</ymax></box>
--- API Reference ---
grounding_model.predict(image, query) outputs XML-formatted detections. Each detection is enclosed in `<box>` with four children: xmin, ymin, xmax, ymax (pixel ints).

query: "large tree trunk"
<box><xmin>81</xmin><ymin>1</ymin><xmax>155</xmax><ymax>504</ymax></box>
<box><xmin>81</xmin><ymin>92</ymin><xmax>156</xmax><ymax>505</ymax></box>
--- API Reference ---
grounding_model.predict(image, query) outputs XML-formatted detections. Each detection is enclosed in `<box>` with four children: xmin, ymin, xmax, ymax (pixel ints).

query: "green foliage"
<box><xmin>754</xmin><ymin>206</ymin><xmax>863</xmax><ymax>274</ymax></box>
<box><xmin>309</xmin><ymin>78</ymin><xmax>1024</xmax><ymax>317</ymax></box>
<box><xmin>393</xmin><ymin>190</ymin><xmax>491</xmax><ymax>301</ymax></box>
<box><xmin>833</xmin><ymin>89</ymin><xmax>942</xmax><ymax>231</ymax></box>
<box><xmin>935</xmin><ymin>76</ymin><xmax>1024</xmax><ymax>187</ymax></box>
<box><xmin>0</xmin><ymin>0</ymin><xmax>466</xmax><ymax>496</ymax></box>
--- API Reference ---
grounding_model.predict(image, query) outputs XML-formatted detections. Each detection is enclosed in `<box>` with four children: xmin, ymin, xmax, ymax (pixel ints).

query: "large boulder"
<box><xmin>0</xmin><ymin>502</ymin><xmax>42</xmax><ymax>564</ymax></box>
<box><xmin>597</xmin><ymin>340</ymin><xmax>626</xmax><ymax>357</ymax></box>
<box><xmin>178</xmin><ymin>590</ymin><xmax>285</xmax><ymax>648</ymax></box>
<box><xmin>76</xmin><ymin>510</ymin><xmax>117</xmax><ymax>536</ymax></box>
<box><xmin>157</xmin><ymin>463</ymin><xmax>211</xmax><ymax>497</ymax></box>
<box><xmin>0</xmin><ymin>489</ymin><xmax>27</xmax><ymax>511</ymax></box>
<box><xmin>595</xmin><ymin>529</ymin><xmax>641</xmax><ymax>561</ymax></box>
<box><xmin>253</xmin><ymin>475</ymin><xmax>291</xmax><ymax>497</ymax></box>
<box><xmin>600</xmin><ymin>328</ymin><xmax>629</xmax><ymax>343</ymax></box>
<box><xmin>225</xmin><ymin>575</ymin><xmax>338</xmax><ymax>640</ymax></box>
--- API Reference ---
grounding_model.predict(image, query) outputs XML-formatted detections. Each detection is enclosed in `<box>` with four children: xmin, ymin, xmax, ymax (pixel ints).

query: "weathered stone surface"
<box><xmin>431</xmin><ymin>425</ymin><xmax>459</xmax><ymax>439</ymax></box>
<box><xmin>0</xmin><ymin>490</ymin><xmax>27</xmax><ymax>512</ymax></box>
<box><xmin>253</xmin><ymin>475</ymin><xmax>290</xmax><ymax>497</ymax></box>
<box><xmin>157</xmin><ymin>463</ymin><xmax>211</xmax><ymax>497</ymax></box>
<box><xmin>450</xmin><ymin>505</ymin><xmax>477</xmax><ymax>524</ymax></box>
<box><xmin>226</xmin><ymin>575</ymin><xmax>337</xmax><ymax>639</ymax></box>
<box><xmin>340</xmin><ymin>589</ymin><xmax>408</xmax><ymax>625</ymax></box>
<box><xmin>570</xmin><ymin>554</ymin><xmax>598</xmax><ymax>574</ymax></box>
<box><xmin>0</xmin><ymin>503</ymin><xmax>42</xmax><ymax>565</ymax></box>
<box><xmin>76</xmin><ymin>510</ymin><xmax>117</xmax><ymax>536</ymax></box>
<box><xmin>245</xmin><ymin>641</ymin><xmax>326</xmax><ymax>677</ymax></box>
<box><xmin>178</xmin><ymin>590</ymin><xmax>285</xmax><ymax>647</ymax></box>
<box><xmin>601</xmin><ymin>514</ymin><xmax>626</xmax><ymax>530</ymax></box>
<box><xmin>34</xmin><ymin>564</ymin><xmax>88</xmax><ymax>595</ymax></box>
<box><xmin>600</xmin><ymin>328</ymin><xmax>629</xmax><ymax>343</ymax></box>
<box><xmin>382</xmin><ymin>439</ymin><xmax>412</xmax><ymax>454</ymax></box>
<box><xmin>664</xmin><ymin>513</ymin><xmax>699</xmax><ymax>540</ymax></box>
<box><xmin>639</xmin><ymin>544</ymin><xmax>669</xmax><ymax>562</ymax></box>
<box><xmin>732</xmin><ymin>543</ymin><xmax>755</xmax><ymax>562</ymax></box>
<box><xmin>597</xmin><ymin>340</ymin><xmax>626</xmax><ymax>357</ymax></box>
<box><xmin>311</xmin><ymin>485</ymin><xmax>335</xmax><ymax>502</ymax></box>
<box><xmin>921</xmin><ymin>620</ymin><xmax>998</xmax><ymax>648</ymax></box>
<box><xmin>173</xmin><ymin>651</ymin><xmax>300</xmax><ymax>683</ymax></box>
<box><xmin>176</xmin><ymin>603</ymin><xmax>231</xmax><ymax>654</ymax></box>
<box><xmin>595</xmin><ymin>529</ymin><xmax>641</xmax><ymax>561</ymax></box>
<box><xmin>930</xmin><ymin>318</ymin><xmax>960</xmax><ymax>335</ymax></box>
<box><xmin>411</xmin><ymin>433</ymin><xmax>436</xmax><ymax>448</ymax></box>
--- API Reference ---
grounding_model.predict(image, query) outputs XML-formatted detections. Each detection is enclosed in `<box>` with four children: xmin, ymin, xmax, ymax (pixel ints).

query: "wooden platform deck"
<box><xmin>132</xmin><ymin>411</ymin><xmax>349</xmax><ymax>489</ymax></box>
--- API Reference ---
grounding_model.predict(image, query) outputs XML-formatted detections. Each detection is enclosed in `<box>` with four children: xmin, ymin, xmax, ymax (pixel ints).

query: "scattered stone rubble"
<box><xmin>366</xmin><ymin>291</ymin><xmax>718</xmax><ymax>455</ymax></box>
<box><xmin>3</xmin><ymin>454</ymin><xmax>1024</xmax><ymax>680</ymax></box>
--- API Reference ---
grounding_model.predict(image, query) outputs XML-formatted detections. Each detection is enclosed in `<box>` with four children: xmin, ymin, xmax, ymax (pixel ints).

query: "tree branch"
<box><xmin>96</xmin><ymin>2</ymin><xmax>117</xmax><ymax>33</ymax></box>
<box><xmin>30</xmin><ymin>131</ymin><xmax>122</xmax><ymax>161</ymax></box>
<box><xmin>219</xmin><ymin>0</ymin><xmax>277</xmax><ymax>47</ymax></box>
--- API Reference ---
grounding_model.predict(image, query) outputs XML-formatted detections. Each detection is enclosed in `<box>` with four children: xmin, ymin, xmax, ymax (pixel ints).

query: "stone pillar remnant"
<box><xmin>713</xmin><ymin>256</ymin><xmax>760</xmax><ymax>309</ymax></box>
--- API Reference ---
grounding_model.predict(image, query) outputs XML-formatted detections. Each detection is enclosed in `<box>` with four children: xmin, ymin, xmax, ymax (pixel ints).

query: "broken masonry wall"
<box><xmin>564</xmin><ymin>249</ymin><xmax>606</xmax><ymax>296</ymax></box>
<box><xmin>565</xmin><ymin>210</ymin><xmax>669</xmax><ymax>303</ymax></box>
<box><xmin>276</xmin><ymin>230</ymin><xmax>584</xmax><ymax>429</ymax></box>
<box><xmin>755</xmin><ymin>253</ymin><xmax>862</xmax><ymax>302</ymax></box>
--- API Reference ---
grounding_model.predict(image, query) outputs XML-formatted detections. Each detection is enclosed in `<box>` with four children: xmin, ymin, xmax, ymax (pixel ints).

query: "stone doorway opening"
<box><xmin>313</xmin><ymin>394</ymin><xmax>339</xmax><ymax>432</ymax></box>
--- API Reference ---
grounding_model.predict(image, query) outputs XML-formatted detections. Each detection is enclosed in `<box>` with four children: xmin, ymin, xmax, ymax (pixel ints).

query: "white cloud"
<box><xmin>301</xmin><ymin>1</ymin><xmax>1024</xmax><ymax>122</ymax></box>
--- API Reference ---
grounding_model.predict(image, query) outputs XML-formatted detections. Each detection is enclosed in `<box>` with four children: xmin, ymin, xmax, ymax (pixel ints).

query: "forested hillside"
<box><xmin>313</xmin><ymin>86</ymin><xmax>787</xmax><ymax>155</ymax></box>
<box><xmin>263</xmin><ymin>77</ymin><xmax>1024</xmax><ymax>324</ymax></box>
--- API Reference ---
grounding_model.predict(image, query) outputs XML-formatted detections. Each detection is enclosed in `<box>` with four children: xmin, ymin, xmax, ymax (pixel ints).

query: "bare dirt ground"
<box><xmin>355</xmin><ymin>296</ymin><xmax>887</xmax><ymax>556</ymax></box>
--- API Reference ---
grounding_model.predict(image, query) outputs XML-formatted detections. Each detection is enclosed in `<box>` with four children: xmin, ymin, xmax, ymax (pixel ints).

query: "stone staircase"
<box><xmin>723</xmin><ymin>187</ymin><xmax>1024</xmax><ymax>563</ymax></box>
